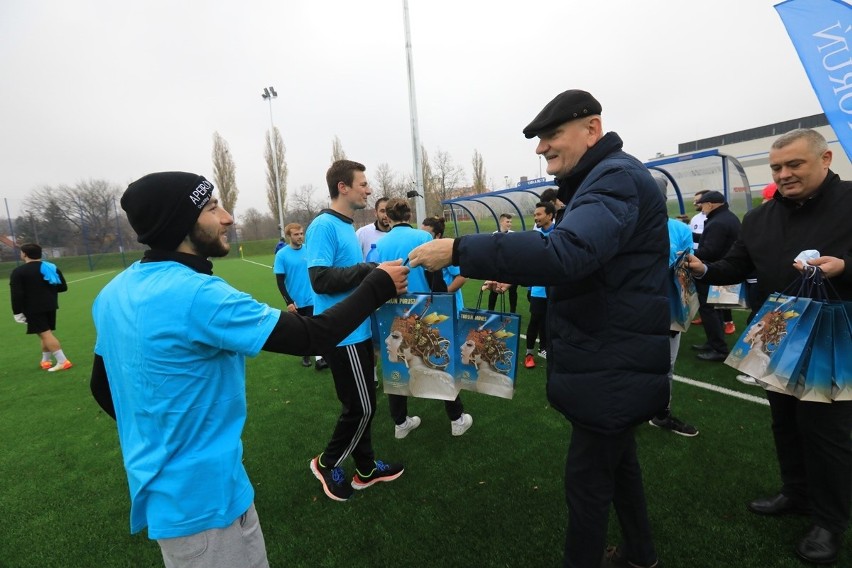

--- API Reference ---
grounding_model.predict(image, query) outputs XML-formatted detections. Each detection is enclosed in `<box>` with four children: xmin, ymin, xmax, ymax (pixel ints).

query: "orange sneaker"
<box><xmin>524</xmin><ymin>354</ymin><xmax>536</xmax><ymax>369</ymax></box>
<box><xmin>724</xmin><ymin>322</ymin><xmax>736</xmax><ymax>335</ymax></box>
<box><xmin>47</xmin><ymin>360</ymin><xmax>73</xmax><ymax>372</ymax></box>
<box><xmin>40</xmin><ymin>361</ymin><xmax>53</xmax><ymax>370</ymax></box>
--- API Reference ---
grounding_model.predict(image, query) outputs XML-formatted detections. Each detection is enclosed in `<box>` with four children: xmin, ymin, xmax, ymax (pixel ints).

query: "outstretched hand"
<box><xmin>795</xmin><ymin>256</ymin><xmax>845</xmax><ymax>279</ymax></box>
<box><xmin>409</xmin><ymin>238</ymin><xmax>454</xmax><ymax>271</ymax></box>
<box><xmin>377</xmin><ymin>259</ymin><xmax>409</xmax><ymax>295</ymax></box>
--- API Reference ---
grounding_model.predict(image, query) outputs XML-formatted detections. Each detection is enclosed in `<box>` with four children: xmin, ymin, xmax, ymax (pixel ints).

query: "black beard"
<box><xmin>189</xmin><ymin>225</ymin><xmax>229</xmax><ymax>258</ymax></box>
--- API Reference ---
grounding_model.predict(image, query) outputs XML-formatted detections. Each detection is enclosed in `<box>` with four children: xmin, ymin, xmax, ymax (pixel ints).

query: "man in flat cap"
<box><xmin>690</xmin><ymin>190</ymin><xmax>741</xmax><ymax>362</ymax></box>
<box><xmin>409</xmin><ymin>89</ymin><xmax>668</xmax><ymax>568</ymax></box>
<box><xmin>89</xmin><ymin>171</ymin><xmax>408</xmax><ymax>568</ymax></box>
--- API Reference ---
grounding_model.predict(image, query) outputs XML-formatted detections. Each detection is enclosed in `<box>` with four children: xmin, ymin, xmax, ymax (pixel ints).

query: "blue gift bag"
<box><xmin>833</xmin><ymin>303</ymin><xmax>852</xmax><ymax>401</ymax></box>
<box><xmin>762</xmin><ymin>296</ymin><xmax>820</xmax><ymax>393</ymax></box>
<box><xmin>707</xmin><ymin>283</ymin><xmax>749</xmax><ymax>309</ymax></box>
<box><xmin>456</xmin><ymin>309</ymin><xmax>521</xmax><ymax>400</ymax></box>
<box><xmin>794</xmin><ymin>305</ymin><xmax>834</xmax><ymax>403</ymax></box>
<box><xmin>725</xmin><ymin>294</ymin><xmax>809</xmax><ymax>387</ymax></box>
<box><xmin>376</xmin><ymin>293</ymin><xmax>459</xmax><ymax>401</ymax></box>
<box><xmin>670</xmin><ymin>252</ymin><xmax>699</xmax><ymax>332</ymax></box>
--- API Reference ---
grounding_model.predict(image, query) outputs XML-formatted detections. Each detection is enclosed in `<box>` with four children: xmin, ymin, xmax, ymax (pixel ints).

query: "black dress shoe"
<box><xmin>301</xmin><ymin>356</ymin><xmax>312</xmax><ymax>367</ymax></box>
<box><xmin>691</xmin><ymin>343</ymin><xmax>713</xmax><ymax>351</ymax></box>
<box><xmin>747</xmin><ymin>493</ymin><xmax>809</xmax><ymax>516</ymax></box>
<box><xmin>696</xmin><ymin>350</ymin><xmax>728</xmax><ymax>362</ymax></box>
<box><xmin>315</xmin><ymin>358</ymin><xmax>329</xmax><ymax>371</ymax></box>
<box><xmin>796</xmin><ymin>525</ymin><xmax>840</xmax><ymax>564</ymax></box>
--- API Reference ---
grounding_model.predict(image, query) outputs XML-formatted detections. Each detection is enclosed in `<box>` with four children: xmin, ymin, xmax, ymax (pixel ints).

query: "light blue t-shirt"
<box><xmin>92</xmin><ymin>260</ymin><xmax>280</xmax><ymax>539</ymax></box>
<box><xmin>376</xmin><ymin>224</ymin><xmax>432</xmax><ymax>293</ymax></box>
<box><xmin>667</xmin><ymin>218</ymin><xmax>693</xmax><ymax>265</ymax></box>
<box><xmin>305</xmin><ymin>211</ymin><xmax>371</xmax><ymax>346</ymax></box>
<box><xmin>273</xmin><ymin>245</ymin><xmax>314</xmax><ymax>308</ymax></box>
<box><xmin>443</xmin><ymin>264</ymin><xmax>465</xmax><ymax>316</ymax></box>
<box><xmin>530</xmin><ymin>223</ymin><xmax>555</xmax><ymax>299</ymax></box>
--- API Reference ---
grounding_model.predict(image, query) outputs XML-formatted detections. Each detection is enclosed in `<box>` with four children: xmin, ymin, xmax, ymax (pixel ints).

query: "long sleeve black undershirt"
<box><xmin>90</xmin><ymin>267</ymin><xmax>395</xmax><ymax>420</ymax></box>
<box><xmin>275</xmin><ymin>274</ymin><xmax>293</xmax><ymax>305</ymax></box>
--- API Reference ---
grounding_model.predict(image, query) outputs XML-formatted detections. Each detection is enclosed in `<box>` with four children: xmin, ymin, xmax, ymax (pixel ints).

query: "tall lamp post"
<box><xmin>261</xmin><ymin>86</ymin><xmax>286</xmax><ymax>239</ymax></box>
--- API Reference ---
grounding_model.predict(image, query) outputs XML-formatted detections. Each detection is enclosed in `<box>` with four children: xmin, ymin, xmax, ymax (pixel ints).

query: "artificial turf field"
<box><xmin>0</xmin><ymin>254</ymin><xmax>842</xmax><ymax>567</ymax></box>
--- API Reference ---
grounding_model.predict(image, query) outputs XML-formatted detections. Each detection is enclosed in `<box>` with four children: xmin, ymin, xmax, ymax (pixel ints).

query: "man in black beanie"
<box><xmin>90</xmin><ymin>171</ymin><xmax>408</xmax><ymax>568</ymax></box>
<box><xmin>409</xmin><ymin>89</ymin><xmax>667</xmax><ymax>568</ymax></box>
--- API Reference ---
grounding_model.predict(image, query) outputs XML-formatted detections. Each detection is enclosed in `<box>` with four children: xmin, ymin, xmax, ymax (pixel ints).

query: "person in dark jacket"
<box><xmin>9</xmin><ymin>243</ymin><xmax>72</xmax><ymax>371</ymax></box>
<box><xmin>687</xmin><ymin>128</ymin><xmax>852</xmax><ymax>565</ymax></box>
<box><xmin>409</xmin><ymin>89</ymin><xmax>669</xmax><ymax>568</ymax></box>
<box><xmin>691</xmin><ymin>190</ymin><xmax>742</xmax><ymax>361</ymax></box>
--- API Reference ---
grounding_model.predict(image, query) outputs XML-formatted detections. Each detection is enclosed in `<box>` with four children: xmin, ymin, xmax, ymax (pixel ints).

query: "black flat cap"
<box><xmin>695</xmin><ymin>190</ymin><xmax>725</xmax><ymax>204</ymax></box>
<box><xmin>523</xmin><ymin>89</ymin><xmax>602</xmax><ymax>139</ymax></box>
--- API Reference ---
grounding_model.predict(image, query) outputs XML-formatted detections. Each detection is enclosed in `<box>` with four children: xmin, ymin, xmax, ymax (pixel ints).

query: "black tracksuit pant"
<box><xmin>388</xmin><ymin>393</ymin><xmax>464</xmax><ymax>425</ymax></box>
<box><xmin>321</xmin><ymin>339</ymin><xmax>377</xmax><ymax>473</ymax></box>
<box><xmin>696</xmin><ymin>281</ymin><xmax>728</xmax><ymax>354</ymax></box>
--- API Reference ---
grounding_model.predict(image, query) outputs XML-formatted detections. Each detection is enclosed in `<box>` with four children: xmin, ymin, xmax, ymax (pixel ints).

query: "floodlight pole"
<box><xmin>262</xmin><ymin>86</ymin><xmax>286</xmax><ymax>239</ymax></box>
<box><xmin>403</xmin><ymin>0</ymin><xmax>427</xmax><ymax>224</ymax></box>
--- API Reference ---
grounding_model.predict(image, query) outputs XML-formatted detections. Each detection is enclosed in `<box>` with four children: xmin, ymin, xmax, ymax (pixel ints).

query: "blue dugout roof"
<box><xmin>442</xmin><ymin>150</ymin><xmax>753</xmax><ymax>236</ymax></box>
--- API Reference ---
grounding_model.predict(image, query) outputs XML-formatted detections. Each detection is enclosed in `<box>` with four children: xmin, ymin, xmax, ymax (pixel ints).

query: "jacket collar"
<box><xmin>556</xmin><ymin>132</ymin><xmax>623</xmax><ymax>203</ymax></box>
<box><xmin>141</xmin><ymin>249</ymin><xmax>213</xmax><ymax>275</ymax></box>
<box><xmin>773</xmin><ymin>170</ymin><xmax>837</xmax><ymax>209</ymax></box>
<box><xmin>320</xmin><ymin>208</ymin><xmax>354</xmax><ymax>224</ymax></box>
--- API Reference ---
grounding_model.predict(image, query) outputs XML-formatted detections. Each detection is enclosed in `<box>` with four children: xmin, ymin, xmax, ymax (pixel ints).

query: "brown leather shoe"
<box><xmin>796</xmin><ymin>525</ymin><xmax>841</xmax><ymax>564</ymax></box>
<box><xmin>747</xmin><ymin>493</ymin><xmax>809</xmax><ymax>516</ymax></box>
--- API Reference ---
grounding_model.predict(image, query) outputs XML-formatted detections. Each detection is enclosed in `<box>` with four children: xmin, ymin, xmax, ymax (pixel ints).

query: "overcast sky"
<box><xmin>0</xmin><ymin>0</ymin><xmax>824</xmax><ymax>221</ymax></box>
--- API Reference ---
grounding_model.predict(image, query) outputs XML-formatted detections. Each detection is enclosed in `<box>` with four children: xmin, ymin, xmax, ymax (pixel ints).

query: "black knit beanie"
<box><xmin>121</xmin><ymin>172</ymin><xmax>214</xmax><ymax>251</ymax></box>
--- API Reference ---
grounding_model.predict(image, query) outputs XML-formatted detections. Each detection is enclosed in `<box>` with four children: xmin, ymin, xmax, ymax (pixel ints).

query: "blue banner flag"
<box><xmin>776</xmin><ymin>0</ymin><xmax>852</xmax><ymax>159</ymax></box>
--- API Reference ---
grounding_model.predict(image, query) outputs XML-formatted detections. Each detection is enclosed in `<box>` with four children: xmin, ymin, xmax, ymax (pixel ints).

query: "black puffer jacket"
<box><xmin>454</xmin><ymin>133</ymin><xmax>670</xmax><ymax>433</ymax></box>
<box><xmin>702</xmin><ymin>170</ymin><xmax>852</xmax><ymax>305</ymax></box>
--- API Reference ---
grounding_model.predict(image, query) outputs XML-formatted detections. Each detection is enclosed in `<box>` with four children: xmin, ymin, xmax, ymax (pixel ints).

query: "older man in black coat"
<box><xmin>409</xmin><ymin>89</ymin><xmax>668</xmax><ymax>568</ymax></box>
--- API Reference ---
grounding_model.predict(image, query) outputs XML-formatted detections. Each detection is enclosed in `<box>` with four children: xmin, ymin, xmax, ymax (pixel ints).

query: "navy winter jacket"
<box><xmin>454</xmin><ymin>133</ymin><xmax>670</xmax><ymax>433</ymax></box>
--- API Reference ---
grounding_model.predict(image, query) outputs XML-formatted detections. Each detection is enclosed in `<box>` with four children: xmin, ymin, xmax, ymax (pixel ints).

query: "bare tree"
<box><xmin>25</xmin><ymin>180</ymin><xmax>126</xmax><ymax>252</ymax></box>
<box><xmin>265</xmin><ymin>126</ymin><xmax>288</xmax><ymax>228</ymax></box>
<box><xmin>371</xmin><ymin>163</ymin><xmax>404</xmax><ymax>205</ymax></box>
<box><xmin>286</xmin><ymin>184</ymin><xmax>325</xmax><ymax>228</ymax></box>
<box><xmin>472</xmin><ymin>149</ymin><xmax>487</xmax><ymax>194</ymax></box>
<box><xmin>238</xmin><ymin>207</ymin><xmax>278</xmax><ymax>241</ymax></box>
<box><xmin>430</xmin><ymin>149</ymin><xmax>465</xmax><ymax>213</ymax></box>
<box><xmin>331</xmin><ymin>136</ymin><xmax>347</xmax><ymax>162</ymax></box>
<box><xmin>212</xmin><ymin>131</ymin><xmax>239</xmax><ymax>213</ymax></box>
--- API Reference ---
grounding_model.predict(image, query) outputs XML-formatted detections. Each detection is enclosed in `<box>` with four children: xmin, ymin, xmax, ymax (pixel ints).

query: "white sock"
<box><xmin>42</xmin><ymin>352</ymin><xmax>52</xmax><ymax>363</ymax></box>
<box><xmin>52</xmin><ymin>350</ymin><xmax>67</xmax><ymax>364</ymax></box>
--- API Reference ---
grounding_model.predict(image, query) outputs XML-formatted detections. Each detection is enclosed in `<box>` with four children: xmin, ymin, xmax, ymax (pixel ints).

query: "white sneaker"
<box><xmin>394</xmin><ymin>416</ymin><xmax>421</xmax><ymax>439</ymax></box>
<box><xmin>451</xmin><ymin>413</ymin><xmax>473</xmax><ymax>436</ymax></box>
<box><xmin>736</xmin><ymin>374</ymin><xmax>761</xmax><ymax>386</ymax></box>
<box><xmin>538</xmin><ymin>349</ymin><xmax>547</xmax><ymax>359</ymax></box>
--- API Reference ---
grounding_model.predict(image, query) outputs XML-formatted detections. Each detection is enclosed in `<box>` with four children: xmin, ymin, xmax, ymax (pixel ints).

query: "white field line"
<box><xmin>240</xmin><ymin>257</ymin><xmax>769</xmax><ymax>406</ymax></box>
<box><xmin>67</xmin><ymin>271</ymin><xmax>116</xmax><ymax>284</ymax></box>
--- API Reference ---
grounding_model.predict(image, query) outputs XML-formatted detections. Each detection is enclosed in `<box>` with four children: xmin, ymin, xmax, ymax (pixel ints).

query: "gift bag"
<box><xmin>761</xmin><ymin>296</ymin><xmax>821</xmax><ymax>393</ymax></box>
<box><xmin>375</xmin><ymin>293</ymin><xmax>459</xmax><ymax>401</ymax></box>
<box><xmin>724</xmin><ymin>294</ymin><xmax>815</xmax><ymax>391</ymax></box>
<box><xmin>670</xmin><ymin>252</ymin><xmax>699</xmax><ymax>332</ymax></box>
<box><xmin>456</xmin><ymin>301</ymin><xmax>521</xmax><ymax>400</ymax></box>
<box><xmin>793</xmin><ymin>305</ymin><xmax>834</xmax><ymax>403</ymax></box>
<box><xmin>832</xmin><ymin>303</ymin><xmax>852</xmax><ymax>401</ymax></box>
<box><xmin>707</xmin><ymin>283</ymin><xmax>749</xmax><ymax>309</ymax></box>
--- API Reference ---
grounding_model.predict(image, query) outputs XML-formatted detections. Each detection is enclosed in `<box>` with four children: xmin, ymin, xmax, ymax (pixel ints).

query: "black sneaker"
<box><xmin>301</xmin><ymin>356</ymin><xmax>312</xmax><ymax>367</ymax></box>
<box><xmin>309</xmin><ymin>455</ymin><xmax>353</xmax><ymax>501</ymax></box>
<box><xmin>315</xmin><ymin>358</ymin><xmax>329</xmax><ymax>371</ymax></box>
<box><xmin>649</xmin><ymin>415</ymin><xmax>699</xmax><ymax>437</ymax></box>
<box><xmin>351</xmin><ymin>460</ymin><xmax>404</xmax><ymax>490</ymax></box>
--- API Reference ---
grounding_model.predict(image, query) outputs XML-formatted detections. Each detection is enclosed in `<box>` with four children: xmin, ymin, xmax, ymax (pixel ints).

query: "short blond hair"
<box><xmin>284</xmin><ymin>223</ymin><xmax>303</xmax><ymax>238</ymax></box>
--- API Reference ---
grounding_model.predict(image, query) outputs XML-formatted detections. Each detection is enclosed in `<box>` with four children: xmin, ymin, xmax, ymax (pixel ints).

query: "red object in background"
<box><xmin>762</xmin><ymin>183</ymin><xmax>778</xmax><ymax>201</ymax></box>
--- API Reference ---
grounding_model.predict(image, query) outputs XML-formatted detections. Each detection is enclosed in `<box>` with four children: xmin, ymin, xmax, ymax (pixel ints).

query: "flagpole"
<box><xmin>403</xmin><ymin>0</ymin><xmax>427</xmax><ymax>225</ymax></box>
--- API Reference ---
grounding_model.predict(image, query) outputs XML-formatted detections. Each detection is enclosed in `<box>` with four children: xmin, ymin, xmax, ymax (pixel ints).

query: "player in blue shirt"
<box><xmin>274</xmin><ymin>222</ymin><xmax>321</xmax><ymax>368</ymax></box>
<box><xmin>305</xmin><ymin>160</ymin><xmax>407</xmax><ymax>502</ymax></box>
<box><xmin>89</xmin><ymin>171</ymin><xmax>407</xmax><ymax>568</ymax></box>
<box><xmin>378</xmin><ymin>200</ymin><xmax>473</xmax><ymax>440</ymax></box>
